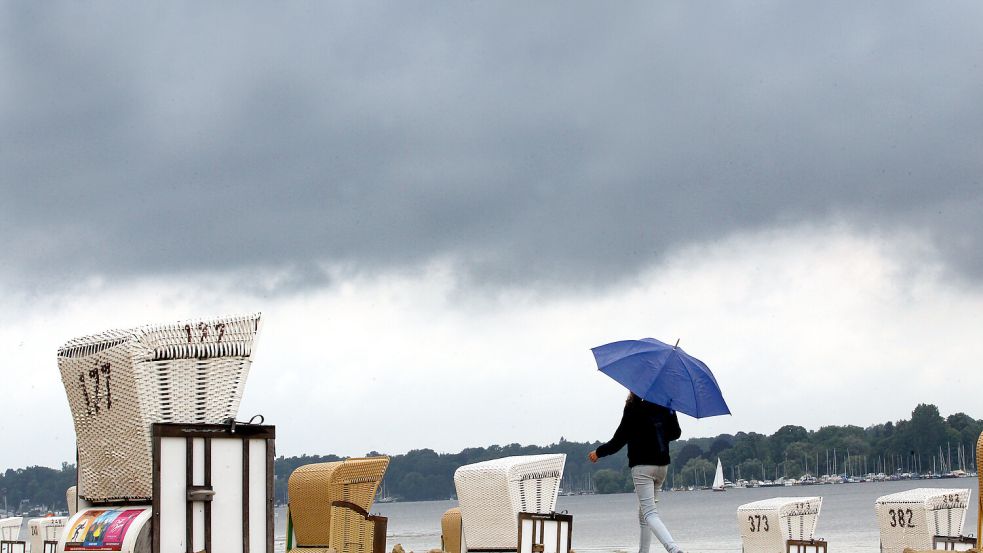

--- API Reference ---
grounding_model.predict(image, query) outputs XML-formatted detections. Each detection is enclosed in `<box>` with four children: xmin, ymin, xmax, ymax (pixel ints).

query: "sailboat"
<box><xmin>377</xmin><ymin>479</ymin><xmax>394</xmax><ymax>503</ymax></box>
<box><xmin>712</xmin><ymin>458</ymin><xmax>726</xmax><ymax>492</ymax></box>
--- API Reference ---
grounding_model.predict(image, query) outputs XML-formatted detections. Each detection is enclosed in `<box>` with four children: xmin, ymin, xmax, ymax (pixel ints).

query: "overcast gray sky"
<box><xmin>2</xmin><ymin>2</ymin><xmax>983</xmax><ymax>470</ymax></box>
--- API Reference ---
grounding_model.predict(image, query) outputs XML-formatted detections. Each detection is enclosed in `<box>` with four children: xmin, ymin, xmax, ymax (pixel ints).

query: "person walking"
<box><xmin>588</xmin><ymin>392</ymin><xmax>683</xmax><ymax>553</ymax></box>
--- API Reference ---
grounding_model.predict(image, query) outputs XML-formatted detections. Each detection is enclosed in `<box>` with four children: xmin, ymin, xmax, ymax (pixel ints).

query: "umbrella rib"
<box><xmin>680</xmin><ymin>352</ymin><xmax>701</xmax><ymax>418</ymax></box>
<box><xmin>644</xmin><ymin>357</ymin><xmax>666</xmax><ymax>408</ymax></box>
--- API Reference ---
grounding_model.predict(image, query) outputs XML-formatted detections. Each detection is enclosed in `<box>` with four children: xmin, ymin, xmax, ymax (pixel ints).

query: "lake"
<box><xmin>275</xmin><ymin>479</ymin><xmax>978</xmax><ymax>553</ymax></box>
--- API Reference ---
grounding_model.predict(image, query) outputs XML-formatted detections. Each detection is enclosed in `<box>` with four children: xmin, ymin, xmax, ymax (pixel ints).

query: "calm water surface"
<box><xmin>275</xmin><ymin>479</ymin><xmax>978</xmax><ymax>553</ymax></box>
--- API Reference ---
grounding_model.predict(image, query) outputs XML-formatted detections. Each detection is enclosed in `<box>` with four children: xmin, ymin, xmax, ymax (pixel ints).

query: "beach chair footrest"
<box><xmin>0</xmin><ymin>541</ymin><xmax>27</xmax><ymax>553</ymax></box>
<box><xmin>787</xmin><ymin>538</ymin><xmax>828</xmax><ymax>553</ymax></box>
<box><xmin>933</xmin><ymin>535</ymin><xmax>978</xmax><ymax>551</ymax></box>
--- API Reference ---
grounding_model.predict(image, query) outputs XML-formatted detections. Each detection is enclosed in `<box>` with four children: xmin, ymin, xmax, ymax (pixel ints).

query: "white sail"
<box><xmin>712</xmin><ymin>458</ymin><xmax>725</xmax><ymax>491</ymax></box>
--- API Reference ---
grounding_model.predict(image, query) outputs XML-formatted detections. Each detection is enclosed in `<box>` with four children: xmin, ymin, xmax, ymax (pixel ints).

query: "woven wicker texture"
<box><xmin>57</xmin><ymin>313</ymin><xmax>261</xmax><ymax>503</ymax></box>
<box><xmin>0</xmin><ymin>517</ymin><xmax>22</xmax><ymax>541</ymax></box>
<box><xmin>875</xmin><ymin>488</ymin><xmax>970</xmax><ymax>553</ymax></box>
<box><xmin>288</xmin><ymin>457</ymin><xmax>390</xmax><ymax>553</ymax></box>
<box><xmin>454</xmin><ymin>454</ymin><xmax>566</xmax><ymax>550</ymax></box>
<box><xmin>441</xmin><ymin>508</ymin><xmax>463</xmax><ymax>553</ymax></box>
<box><xmin>737</xmin><ymin>497</ymin><xmax>822</xmax><ymax>553</ymax></box>
<box><xmin>66</xmin><ymin>486</ymin><xmax>78</xmax><ymax>516</ymax></box>
<box><xmin>329</xmin><ymin>505</ymin><xmax>373</xmax><ymax>553</ymax></box>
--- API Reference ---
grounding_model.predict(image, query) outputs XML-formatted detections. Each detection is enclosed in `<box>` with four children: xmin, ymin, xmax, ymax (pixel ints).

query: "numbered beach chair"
<box><xmin>875</xmin><ymin>488</ymin><xmax>970</xmax><ymax>553</ymax></box>
<box><xmin>736</xmin><ymin>497</ymin><xmax>825</xmax><ymax>553</ymax></box>
<box><xmin>28</xmin><ymin>517</ymin><xmax>66</xmax><ymax>553</ymax></box>
<box><xmin>443</xmin><ymin>454</ymin><xmax>567</xmax><ymax>553</ymax></box>
<box><xmin>286</xmin><ymin>457</ymin><xmax>391</xmax><ymax>553</ymax></box>
<box><xmin>896</xmin><ymin>432</ymin><xmax>983</xmax><ymax>553</ymax></box>
<box><xmin>57</xmin><ymin>313</ymin><xmax>261</xmax><ymax>502</ymax></box>
<box><xmin>55</xmin><ymin>313</ymin><xmax>275</xmax><ymax>553</ymax></box>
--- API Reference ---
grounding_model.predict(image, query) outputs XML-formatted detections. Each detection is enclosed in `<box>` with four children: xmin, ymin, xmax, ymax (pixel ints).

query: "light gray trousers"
<box><xmin>631</xmin><ymin>465</ymin><xmax>680</xmax><ymax>553</ymax></box>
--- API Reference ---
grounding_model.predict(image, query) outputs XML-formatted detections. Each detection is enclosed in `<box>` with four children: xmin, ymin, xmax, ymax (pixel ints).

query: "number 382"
<box><xmin>889</xmin><ymin>508</ymin><xmax>914</xmax><ymax>528</ymax></box>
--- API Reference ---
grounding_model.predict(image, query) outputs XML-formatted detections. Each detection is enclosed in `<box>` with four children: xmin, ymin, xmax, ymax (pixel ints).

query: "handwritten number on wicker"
<box><xmin>940</xmin><ymin>494</ymin><xmax>966</xmax><ymax>509</ymax></box>
<box><xmin>185</xmin><ymin>322</ymin><xmax>227</xmax><ymax>343</ymax></box>
<box><xmin>100</xmin><ymin>363</ymin><xmax>112</xmax><ymax>409</ymax></box>
<box><xmin>79</xmin><ymin>363</ymin><xmax>113</xmax><ymax>415</ymax></box>
<box><xmin>88</xmin><ymin>367</ymin><xmax>101</xmax><ymax>413</ymax></box>
<box><xmin>748</xmin><ymin>514</ymin><xmax>769</xmax><ymax>532</ymax></box>
<box><xmin>888</xmin><ymin>508</ymin><xmax>914</xmax><ymax>528</ymax></box>
<box><xmin>79</xmin><ymin>373</ymin><xmax>93</xmax><ymax>415</ymax></box>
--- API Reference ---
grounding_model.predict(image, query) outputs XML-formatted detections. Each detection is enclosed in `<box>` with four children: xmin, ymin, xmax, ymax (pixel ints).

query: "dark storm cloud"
<box><xmin>2</xmin><ymin>2</ymin><xmax>982</xmax><ymax>293</ymax></box>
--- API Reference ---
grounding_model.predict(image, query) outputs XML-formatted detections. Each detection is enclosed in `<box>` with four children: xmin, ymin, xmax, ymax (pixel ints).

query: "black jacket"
<box><xmin>596</xmin><ymin>399</ymin><xmax>682</xmax><ymax>467</ymax></box>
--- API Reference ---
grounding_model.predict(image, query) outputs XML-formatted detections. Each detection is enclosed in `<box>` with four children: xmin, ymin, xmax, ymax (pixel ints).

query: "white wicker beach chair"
<box><xmin>57</xmin><ymin>313</ymin><xmax>262</xmax><ymax>503</ymax></box>
<box><xmin>737</xmin><ymin>497</ymin><xmax>823</xmax><ymax>553</ymax></box>
<box><xmin>28</xmin><ymin>517</ymin><xmax>66</xmax><ymax>553</ymax></box>
<box><xmin>452</xmin><ymin>454</ymin><xmax>566</xmax><ymax>552</ymax></box>
<box><xmin>876</xmin><ymin>488</ymin><xmax>970</xmax><ymax>553</ymax></box>
<box><xmin>0</xmin><ymin>517</ymin><xmax>23</xmax><ymax>551</ymax></box>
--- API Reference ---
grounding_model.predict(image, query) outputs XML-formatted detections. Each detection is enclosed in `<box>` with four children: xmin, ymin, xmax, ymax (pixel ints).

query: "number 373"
<box><xmin>748</xmin><ymin>514</ymin><xmax>769</xmax><ymax>532</ymax></box>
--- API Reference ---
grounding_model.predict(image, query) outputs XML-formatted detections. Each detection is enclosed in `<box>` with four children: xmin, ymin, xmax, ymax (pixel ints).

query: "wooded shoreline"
<box><xmin>2</xmin><ymin>403</ymin><xmax>977</xmax><ymax>512</ymax></box>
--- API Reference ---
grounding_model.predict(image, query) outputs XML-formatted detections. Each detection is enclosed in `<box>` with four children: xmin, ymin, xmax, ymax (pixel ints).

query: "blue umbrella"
<box><xmin>591</xmin><ymin>337</ymin><xmax>730</xmax><ymax>418</ymax></box>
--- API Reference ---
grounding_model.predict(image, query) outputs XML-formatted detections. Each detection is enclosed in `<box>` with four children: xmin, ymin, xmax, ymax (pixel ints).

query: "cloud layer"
<box><xmin>3</xmin><ymin>224</ymin><xmax>983</xmax><ymax>470</ymax></box>
<box><xmin>3</xmin><ymin>2</ymin><xmax>982</xmax><ymax>294</ymax></box>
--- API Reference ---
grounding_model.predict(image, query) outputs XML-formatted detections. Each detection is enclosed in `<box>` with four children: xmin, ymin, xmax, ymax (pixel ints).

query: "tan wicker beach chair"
<box><xmin>57</xmin><ymin>313</ymin><xmax>261</xmax><ymax>503</ymax></box>
<box><xmin>287</xmin><ymin>457</ymin><xmax>391</xmax><ymax>553</ymax></box>
<box><xmin>447</xmin><ymin>454</ymin><xmax>566</xmax><ymax>553</ymax></box>
<box><xmin>441</xmin><ymin>508</ymin><xmax>463</xmax><ymax>553</ymax></box>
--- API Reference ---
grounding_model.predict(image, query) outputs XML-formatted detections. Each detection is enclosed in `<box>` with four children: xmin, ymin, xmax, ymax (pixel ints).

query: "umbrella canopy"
<box><xmin>591</xmin><ymin>337</ymin><xmax>730</xmax><ymax>418</ymax></box>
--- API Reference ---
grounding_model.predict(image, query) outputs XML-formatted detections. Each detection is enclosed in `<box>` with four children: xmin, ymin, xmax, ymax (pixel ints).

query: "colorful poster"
<box><xmin>101</xmin><ymin>509</ymin><xmax>142</xmax><ymax>544</ymax></box>
<box><xmin>64</xmin><ymin>508</ymin><xmax>146</xmax><ymax>552</ymax></box>
<box><xmin>65</xmin><ymin>512</ymin><xmax>96</xmax><ymax>545</ymax></box>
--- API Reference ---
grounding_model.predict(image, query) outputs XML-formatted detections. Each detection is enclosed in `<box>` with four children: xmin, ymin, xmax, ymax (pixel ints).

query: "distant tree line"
<box><xmin>598</xmin><ymin>403</ymin><xmax>983</xmax><ymax>493</ymax></box>
<box><xmin>4</xmin><ymin>404</ymin><xmax>981</xmax><ymax>509</ymax></box>
<box><xmin>1</xmin><ymin>463</ymin><xmax>76</xmax><ymax>514</ymax></box>
<box><xmin>272</xmin><ymin>403</ymin><xmax>983</xmax><ymax>501</ymax></box>
<box><xmin>272</xmin><ymin>440</ymin><xmax>623</xmax><ymax>503</ymax></box>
